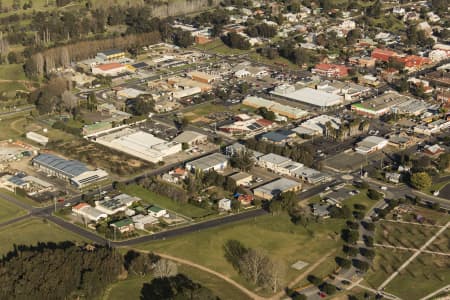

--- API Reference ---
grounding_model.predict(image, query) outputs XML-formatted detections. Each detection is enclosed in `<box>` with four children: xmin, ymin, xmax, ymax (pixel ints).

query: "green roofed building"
<box><xmin>110</xmin><ymin>218</ymin><xmax>135</xmax><ymax>233</ymax></box>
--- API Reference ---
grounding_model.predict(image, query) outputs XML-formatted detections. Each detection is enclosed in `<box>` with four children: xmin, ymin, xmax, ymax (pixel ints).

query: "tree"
<box><xmin>239</xmin><ymin>248</ymin><xmax>270</xmax><ymax>285</ymax></box>
<box><xmin>367</xmin><ymin>189</ymin><xmax>383</xmax><ymax>200</ymax></box>
<box><xmin>280</xmin><ymin>191</ymin><xmax>297</xmax><ymax>212</ymax></box>
<box><xmin>335</xmin><ymin>256</ymin><xmax>351</xmax><ymax>269</ymax></box>
<box><xmin>256</xmin><ymin>107</ymin><xmax>276</xmax><ymax>121</ymax></box>
<box><xmin>153</xmin><ymin>259</ymin><xmax>178</xmax><ymax>279</ymax></box>
<box><xmin>269</xmin><ymin>200</ymin><xmax>282</xmax><ymax>216</ymax></box>
<box><xmin>307</xmin><ymin>274</ymin><xmax>323</xmax><ymax>286</ymax></box>
<box><xmin>359</xmin><ymin>248</ymin><xmax>375</xmax><ymax>260</ymax></box>
<box><xmin>230</xmin><ymin>149</ymin><xmax>255</xmax><ymax>172</ymax></box>
<box><xmin>410</xmin><ymin>172</ymin><xmax>432</xmax><ymax>190</ymax></box>
<box><xmin>173</xmin><ymin>30</ymin><xmax>194</xmax><ymax>48</ymax></box>
<box><xmin>224</xmin><ymin>239</ymin><xmax>248</xmax><ymax>269</ymax></box>
<box><xmin>264</xmin><ymin>259</ymin><xmax>286</xmax><ymax>292</ymax></box>
<box><xmin>61</xmin><ymin>90</ymin><xmax>78</xmax><ymax>114</ymax></box>
<box><xmin>140</xmin><ymin>274</ymin><xmax>217</xmax><ymax>300</ymax></box>
<box><xmin>321</xmin><ymin>282</ymin><xmax>337</xmax><ymax>295</ymax></box>
<box><xmin>341</xmin><ymin>229</ymin><xmax>359</xmax><ymax>244</ymax></box>
<box><xmin>352</xmin><ymin>259</ymin><xmax>369</xmax><ymax>272</ymax></box>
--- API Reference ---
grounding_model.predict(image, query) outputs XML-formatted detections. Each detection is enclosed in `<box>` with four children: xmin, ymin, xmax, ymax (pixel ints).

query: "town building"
<box><xmin>173</xmin><ymin>131</ymin><xmax>208</xmax><ymax>146</ymax></box>
<box><xmin>218</xmin><ymin>198</ymin><xmax>232</xmax><ymax>211</ymax></box>
<box><xmin>148</xmin><ymin>206</ymin><xmax>167</xmax><ymax>218</ymax></box>
<box><xmin>91</xmin><ymin>63</ymin><xmax>130</xmax><ymax>76</ymax></box>
<box><xmin>242</xmin><ymin>96</ymin><xmax>308</xmax><ymax>119</ymax></box>
<box><xmin>132</xmin><ymin>214</ymin><xmax>158</xmax><ymax>230</ymax></box>
<box><xmin>26</xmin><ymin>132</ymin><xmax>49</xmax><ymax>146</ymax></box>
<box><xmin>72</xmin><ymin>203</ymin><xmax>107</xmax><ymax>222</ymax></box>
<box><xmin>385</xmin><ymin>172</ymin><xmax>401</xmax><ymax>184</ymax></box>
<box><xmin>292</xmin><ymin>115</ymin><xmax>341</xmax><ymax>136</ymax></box>
<box><xmin>96</xmin><ymin>49</ymin><xmax>126</xmax><ymax>62</ymax></box>
<box><xmin>187</xmin><ymin>71</ymin><xmax>220</xmax><ymax>84</ymax></box>
<box><xmin>95</xmin><ymin>128</ymin><xmax>182</xmax><ymax>163</ymax></box>
<box><xmin>229</xmin><ymin>172</ymin><xmax>253</xmax><ymax>186</ymax></box>
<box><xmin>253</xmin><ymin>178</ymin><xmax>302</xmax><ymax>200</ymax></box>
<box><xmin>371</xmin><ymin>48</ymin><xmax>398</xmax><ymax>62</ymax></box>
<box><xmin>32</xmin><ymin>153</ymin><xmax>108</xmax><ymax>188</ymax></box>
<box><xmin>291</xmin><ymin>167</ymin><xmax>331</xmax><ymax>184</ymax></box>
<box><xmin>312</xmin><ymin>64</ymin><xmax>349</xmax><ymax>78</ymax></box>
<box><xmin>219</xmin><ymin>116</ymin><xmax>273</xmax><ymax>137</ymax></box>
<box><xmin>355</xmin><ymin>136</ymin><xmax>388</xmax><ymax>154</ymax></box>
<box><xmin>311</xmin><ymin>203</ymin><xmax>330</xmax><ymax>218</ymax></box>
<box><xmin>271</xmin><ymin>86</ymin><xmax>343</xmax><ymax>108</ymax></box>
<box><xmin>351</xmin><ymin>92</ymin><xmax>410</xmax><ymax>117</ymax></box>
<box><xmin>95</xmin><ymin>194</ymin><xmax>139</xmax><ymax>215</ymax></box>
<box><xmin>110</xmin><ymin>219</ymin><xmax>135</xmax><ymax>233</ymax></box>
<box><xmin>185</xmin><ymin>153</ymin><xmax>229</xmax><ymax>172</ymax></box>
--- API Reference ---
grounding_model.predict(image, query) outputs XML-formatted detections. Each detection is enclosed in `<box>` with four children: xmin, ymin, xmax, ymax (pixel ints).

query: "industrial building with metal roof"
<box><xmin>32</xmin><ymin>153</ymin><xmax>108</xmax><ymax>188</ymax></box>
<box><xmin>185</xmin><ymin>153</ymin><xmax>229</xmax><ymax>172</ymax></box>
<box><xmin>271</xmin><ymin>86</ymin><xmax>343</xmax><ymax>107</ymax></box>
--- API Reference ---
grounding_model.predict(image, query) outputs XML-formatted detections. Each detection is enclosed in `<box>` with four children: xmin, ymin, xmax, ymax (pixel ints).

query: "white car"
<box><xmin>380</xmin><ymin>186</ymin><xmax>388</xmax><ymax>191</ymax></box>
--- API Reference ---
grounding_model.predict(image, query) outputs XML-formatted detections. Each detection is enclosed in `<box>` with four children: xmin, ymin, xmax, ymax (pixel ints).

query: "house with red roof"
<box><xmin>371</xmin><ymin>48</ymin><xmax>398</xmax><ymax>62</ymax></box>
<box><xmin>92</xmin><ymin>62</ymin><xmax>130</xmax><ymax>76</ymax></box>
<box><xmin>311</xmin><ymin>64</ymin><xmax>350</xmax><ymax>78</ymax></box>
<box><xmin>397</xmin><ymin>55</ymin><xmax>431</xmax><ymax>70</ymax></box>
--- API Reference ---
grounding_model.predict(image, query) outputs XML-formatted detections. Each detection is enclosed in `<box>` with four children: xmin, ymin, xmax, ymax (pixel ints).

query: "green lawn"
<box><xmin>363</xmin><ymin>248</ymin><xmax>412</xmax><ymax>289</ymax></box>
<box><xmin>193</xmin><ymin>39</ymin><xmax>251</xmax><ymax>56</ymax></box>
<box><xmin>427</xmin><ymin>228</ymin><xmax>450</xmax><ymax>253</ymax></box>
<box><xmin>182</xmin><ymin>102</ymin><xmax>244</xmax><ymax>122</ymax></box>
<box><xmin>122</xmin><ymin>184</ymin><xmax>211</xmax><ymax>218</ymax></box>
<box><xmin>103</xmin><ymin>264</ymin><xmax>252</xmax><ymax>300</ymax></box>
<box><xmin>136</xmin><ymin>213</ymin><xmax>344</xmax><ymax>295</ymax></box>
<box><xmin>385</xmin><ymin>253</ymin><xmax>450</xmax><ymax>300</ymax></box>
<box><xmin>0</xmin><ymin>188</ymin><xmax>41</xmax><ymax>207</ymax></box>
<box><xmin>0</xmin><ymin>64</ymin><xmax>27</xmax><ymax>81</ymax></box>
<box><xmin>0</xmin><ymin>218</ymin><xmax>86</xmax><ymax>255</ymax></box>
<box><xmin>0</xmin><ymin>197</ymin><xmax>27</xmax><ymax>223</ymax></box>
<box><xmin>375</xmin><ymin>221</ymin><xmax>438</xmax><ymax>249</ymax></box>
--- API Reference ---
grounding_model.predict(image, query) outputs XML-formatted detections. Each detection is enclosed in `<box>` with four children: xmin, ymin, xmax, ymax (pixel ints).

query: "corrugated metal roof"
<box><xmin>32</xmin><ymin>153</ymin><xmax>89</xmax><ymax>178</ymax></box>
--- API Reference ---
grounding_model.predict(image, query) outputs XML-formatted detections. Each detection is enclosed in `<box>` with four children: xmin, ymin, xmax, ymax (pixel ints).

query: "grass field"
<box><xmin>136</xmin><ymin>213</ymin><xmax>344</xmax><ymax>295</ymax></box>
<box><xmin>103</xmin><ymin>264</ymin><xmax>252</xmax><ymax>300</ymax></box>
<box><xmin>122</xmin><ymin>184</ymin><xmax>211</xmax><ymax>218</ymax></box>
<box><xmin>194</xmin><ymin>39</ymin><xmax>251</xmax><ymax>56</ymax></box>
<box><xmin>0</xmin><ymin>197</ymin><xmax>27</xmax><ymax>223</ymax></box>
<box><xmin>375</xmin><ymin>221</ymin><xmax>438</xmax><ymax>249</ymax></box>
<box><xmin>0</xmin><ymin>218</ymin><xmax>86</xmax><ymax>255</ymax></box>
<box><xmin>385</xmin><ymin>253</ymin><xmax>450</xmax><ymax>299</ymax></box>
<box><xmin>427</xmin><ymin>228</ymin><xmax>450</xmax><ymax>253</ymax></box>
<box><xmin>182</xmin><ymin>101</ymin><xmax>244</xmax><ymax>122</ymax></box>
<box><xmin>0</xmin><ymin>188</ymin><xmax>40</xmax><ymax>207</ymax></box>
<box><xmin>363</xmin><ymin>248</ymin><xmax>412</xmax><ymax>289</ymax></box>
<box><xmin>0</xmin><ymin>64</ymin><xmax>27</xmax><ymax>81</ymax></box>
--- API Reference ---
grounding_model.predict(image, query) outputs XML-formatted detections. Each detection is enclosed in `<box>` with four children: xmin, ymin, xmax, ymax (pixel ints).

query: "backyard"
<box><xmin>122</xmin><ymin>184</ymin><xmax>212</xmax><ymax>219</ymax></box>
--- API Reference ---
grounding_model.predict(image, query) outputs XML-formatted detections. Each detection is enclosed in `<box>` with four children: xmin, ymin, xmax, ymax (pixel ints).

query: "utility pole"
<box><xmin>53</xmin><ymin>196</ymin><xmax>57</xmax><ymax>213</ymax></box>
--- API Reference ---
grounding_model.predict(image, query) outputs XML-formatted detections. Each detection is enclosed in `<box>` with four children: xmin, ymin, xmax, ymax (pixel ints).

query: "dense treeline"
<box><xmin>0</xmin><ymin>243</ymin><xmax>219</xmax><ymax>299</ymax></box>
<box><xmin>24</xmin><ymin>31</ymin><xmax>161</xmax><ymax>77</ymax></box>
<box><xmin>141</xmin><ymin>274</ymin><xmax>219</xmax><ymax>300</ymax></box>
<box><xmin>0</xmin><ymin>242</ymin><xmax>123</xmax><ymax>299</ymax></box>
